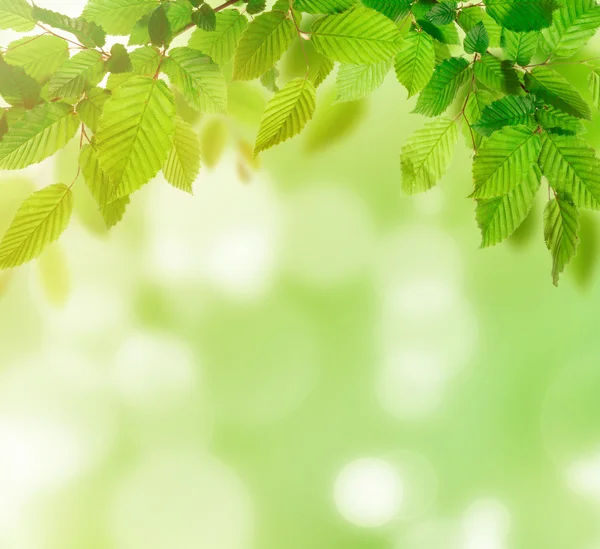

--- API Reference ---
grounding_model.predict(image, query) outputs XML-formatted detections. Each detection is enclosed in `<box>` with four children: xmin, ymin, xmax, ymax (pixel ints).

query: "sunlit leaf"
<box><xmin>0</xmin><ymin>183</ymin><xmax>74</xmax><ymax>269</ymax></box>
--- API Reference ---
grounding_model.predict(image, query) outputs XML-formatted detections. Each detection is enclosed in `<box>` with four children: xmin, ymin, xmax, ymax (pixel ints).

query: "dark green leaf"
<box><xmin>0</xmin><ymin>57</ymin><xmax>41</xmax><ymax>108</ymax></box>
<box><xmin>426</xmin><ymin>1</ymin><xmax>457</xmax><ymax>25</ymax></box>
<box><xmin>106</xmin><ymin>44</ymin><xmax>133</xmax><ymax>74</ymax></box>
<box><xmin>524</xmin><ymin>65</ymin><xmax>591</xmax><ymax>119</ymax></box>
<box><xmin>247</xmin><ymin>0</ymin><xmax>267</xmax><ymax>14</ymax></box>
<box><xmin>458</xmin><ymin>6</ymin><xmax>502</xmax><ymax>46</ymax></box>
<box><xmin>473</xmin><ymin>95</ymin><xmax>537</xmax><ymax>136</ymax></box>
<box><xmin>417</xmin><ymin>19</ymin><xmax>460</xmax><ymax>44</ymax></box>
<box><xmin>193</xmin><ymin>3</ymin><xmax>217</xmax><ymax>31</ymax></box>
<box><xmin>464</xmin><ymin>21</ymin><xmax>489</xmax><ymax>53</ymax></box>
<box><xmin>473</xmin><ymin>53</ymin><xmax>521</xmax><ymax>94</ymax></box>
<box><xmin>535</xmin><ymin>104</ymin><xmax>586</xmax><ymax>135</ymax></box>
<box><xmin>149</xmin><ymin>5</ymin><xmax>173</xmax><ymax>47</ymax></box>
<box><xmin>484</xmin><ymin>0</ymin><xmax>560</xmax><ymax>32</ymax></box>
<box><xmin>361</xmin><ymin>0</ymin><xmax>411</xmax><ymax>20</ymax></box>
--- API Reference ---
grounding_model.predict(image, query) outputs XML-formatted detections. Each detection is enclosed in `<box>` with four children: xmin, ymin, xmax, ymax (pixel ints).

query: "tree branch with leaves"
<box><xmin>0</xmin><ymin>0</ymin><xmax>599</xmax><ymax>284</ymax></box>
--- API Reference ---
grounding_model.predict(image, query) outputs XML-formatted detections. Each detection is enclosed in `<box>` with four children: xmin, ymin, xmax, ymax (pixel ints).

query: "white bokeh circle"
<box><xmin>334</xmin><ymin>458</ymin><xmax>403</xmax><ymax>528</ymax></box>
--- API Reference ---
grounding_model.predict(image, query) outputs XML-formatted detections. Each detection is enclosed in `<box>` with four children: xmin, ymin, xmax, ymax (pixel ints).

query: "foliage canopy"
<box><xmin>1</xmin><ymin>0</ymin><xmax>600</xmax><ymax>284</ymax></box>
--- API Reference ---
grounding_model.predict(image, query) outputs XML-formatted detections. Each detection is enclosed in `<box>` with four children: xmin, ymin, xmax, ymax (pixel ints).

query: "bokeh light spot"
<box><xmin>334</xmin><ymin>458</ymin><xmax>403</xmax><ymax>528</ymax></box>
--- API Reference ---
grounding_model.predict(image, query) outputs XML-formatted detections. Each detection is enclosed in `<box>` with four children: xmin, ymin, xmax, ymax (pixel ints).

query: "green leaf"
<box><xmin>295</xmin><ymin>0</ymin><xmax>356</xmax><ymax>13</ymax></box>
<box><xmin>0</xmin><ymin>102</ymin><xmax>80</xmax><ymax>170</ymax></box>
<box><xmin>414</xmin><ymin>56</ymin><xmax>470</xmax><ymax>117</ymax></box>
<box><xmin>0</xmin><ymin>112</ymin><xmax>8</xmax><ymax>143</ymax></box>
<box><xmin>501</xmin><ymin>29</ymin><xmax>540</xmax><ymax>65</ymax></box>
<box><xmin>524</xmin><ymin>65</ymin><xmax>591</xmax><ymax>119</ymax></box>
<box><xmin>233</xmin><ymin>11</ymin><xmax>295</xmax><ymax>80</ymax></box>
<box><xmin>162</xmin><ymin>47</ymin><xmax>227</xmax><ymax>114</ymax></box>
<box><xmin>0</xmin><ymin>57</ymin><xmax>41</xmax><ymax>108</ymax></box>
<box><xmin>130</xmin><ymin>45</ymin><xmax>163</xmax><ymax>75</ymax></box>
<box><xmin>247</xmin><ymin>0</ymin><xmax>267</xmax><ymax>14</ymax></box>
<box><xmin>463</xmin><ymin>90</ymin><xmax>494</xmax><ymax>149</ymax></box>
<box><xmin>458</xmin><ymin>6</ymin><xmax>502</xmax><ymax>46</ymax></box>
<box><xmin>104</xmin><ymin>46</ymin><xmax>164</xmax><ymax>89</ymax></box>
<box><xmin>162</xmin><ymin>116</ymin><xmax>201</xmax><ymax>193</ymax></box>
<box><xmin>261</xmin><ymin>67</ymin><xmax>280</xmax><ymax>92</ymax></box>
<box><xmin>47</xmin><ymin>50</ymin><xmax>105</xmax><ymax>100</ymax></box>
<box><xmin>335</xmin><ymin>60</ymin><xmax>391</xmax><ymax>103</ymax></box>
<box><xmin>588</xmin><ymin>67</ymin><xmax>600</xmax><ymax>109</ymax></box>
<box><xmin>394</xmin><ymin>31</ymin><xmax>435</xmax><ymax>97</ymax></box>
<box><xmin>96</xmin><ymin>77</ymin><xmax>176</xmax><ymax>201</ymax></box>
<box><xmin>80</xmin><ymin>143</ymin><xmax>131</xmax><ymax>228</ymax></box>
<box><xmin>433</xmin><ymin>38</ymin><xmax>452</xmax><ymax>63</ymax></box>
<box><xmin>100</xmin><ymin>197</ymin><xmax>130</xmax><ymax>229</ymax></box>
<box><xmin>254</xmin><ymin>78</ymin><xmax>317</xmax><ymax>155</ymax></box>
<box><xmin>417</xmin><ymin>19</ymin><xmax>461</xmax><ymax>45</ymax></box>
<box><xmin>83</xmin><ymin>0</ymin><xmax>158</xmax><ymax>35</ymax></box>
<box><xmin>538</xmin><ymin>132</ymin><xmax>600</xmax><ymax>209</ymax></box>
<box><xmin>473</xmin><ymin>53</ymin><xmax>521</xmax><ymax>94</ymax></box>
<box><xmin>541</xmin><ymin>0</ymin><xmax>600</xmax><ymax>59</ymax></box>
<box><xmin>31</xmin><ymin>6</ymin><xmax>106</xmax><ymax>48</ymax></box>
<box><xmin>0</xmin><ymin>0</ymin><xmax>35</xmax><ymax>32</ymax></box>
<box><xmin>106</xmin><ymin>44</ymin><xmax>133</xmax><ymax>74</ymax></box>
<box><xmin>472</xmin><ymin>125</ymin><xmax>541</xmax><ymax>198</ymax></box>
<box><xmin>412</xmin><ymin>2</ymin><xmax>460</xmax><ymax>44</ymax></box>
<box><xmin>464</xmin><ymin>21</ymin><xmax>489</xmax><ymax>54</ymax></box>
<box><xmin>476</xmin><ymin>164</ymin><xmax>541</xmax><ymax>247</ymax></box>
<box><xmin>189</xmin><ymin>10</ymin><xmax>248</xmax><ymax>66</ymax></box>
<box><xmin>484</xmin><ymin>0</ymin><xmax>559</xmax><ymax>32</ymax></box>
<box><xmin>165</xmin><ymin>0</ymin><xmax>195</xmax><ymax>33</ymax></box>
<box><xmin>311</xmin><ymin>5</ymin><xmax>402</xmax><ymax>63</ymax></box>
<box><xmin>426</xmin><ymin>1</ymin><xmax>457</xmax><ymax>25</ymax></box>
<box><xmin>149</xmin><ymin>4</ymin><xmax>174</xmax><ymax>47</ymax></box>
<box><xmin>361</xmin><ymin>0</ymin><xmax>411</xmax><ymax>21</ymax></box>
<box><xmin>307</xmin><ymin>51</ymin><xmax>335</xmax><ymax>87</ymax></box>
<box><xmin>193</xmin><ymin>4</ymin><xmax>217</xmax><ymax>31</ymax></box>
<box><xmin>544</xmin><ymin>192</ymin><xmax>579</xmax><ymax>285</ymax></box>
<box><xmin>4</xmin><ymin>35</ymin><xmax>69</xmax><ymax>83</ymax></box>
<box><xmin>0</xmin><ymin>183</ymin><xmax>73</xmax><ymax>270</ymax></box>
<box><xmin>129</xmin><ymin>13</ymin><xmax>152</xmax><ymax>45</ymax></box>
<box><xmin>472</xmin><ymin>95</ymin><xmax>538</xmax><ymax>136</ymax></box>
<box><xmin>77</xmin><ymin>87</ymin><xmax>112</xmax><ymax>132</ymax></box>
<box><xmin>535</xmin><ymin>104</ymin><xmax>586</xmax><ymax>134</ymax></box>
<box><xmin>401</xmin><ymin>116</ymin><xmax>458</xmax><ymax>194</ymax></box>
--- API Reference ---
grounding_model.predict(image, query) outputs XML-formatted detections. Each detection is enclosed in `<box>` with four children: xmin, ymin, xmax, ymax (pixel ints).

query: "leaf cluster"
<box><xmin>0</xmin><ymin>0</ymin><xmax>599</xmax><ymax>284</ymax></box>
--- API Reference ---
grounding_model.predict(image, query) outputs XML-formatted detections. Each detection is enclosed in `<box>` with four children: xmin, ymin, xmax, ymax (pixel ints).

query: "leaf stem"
<box><xmin>289</xmin><ymin>0</ymin><xmax>310</xmax><ymax>79</ymax></box>
<box><xmin>36</xmin><ymin>23</ymin><xmax>87</xmax><ymax>50</ymax></box>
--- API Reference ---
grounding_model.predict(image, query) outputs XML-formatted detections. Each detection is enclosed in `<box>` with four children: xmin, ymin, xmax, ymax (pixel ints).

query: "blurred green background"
<box><xmin>3</xmin><ymin>5</ymin><xmax>600</xmax><ymax>549</ymax></box>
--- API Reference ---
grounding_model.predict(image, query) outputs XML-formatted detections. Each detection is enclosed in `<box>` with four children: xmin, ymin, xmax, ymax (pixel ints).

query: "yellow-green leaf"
<box><xmin>162</xmin><ymin>116</ymin><xmax>201</xmax><ymax>193</ymax></box>
<box><xmin>96</xmin><ymin>76</ymin><xmax>176</xmax><ymax>201</ymax></box>
<box><xmin>0</xmin><ymin>183</ymin><xmax>74</xmax><ymax>269</ymax></box>
<box><xmin>255</xmin><ymin>78</ymin><xmax>316</xmax><ymax>155</ymax></box>
<box><xmin>0</xmin><ymin>102</ymin><xmax>80</xmax><ymax>170</ymax></box>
